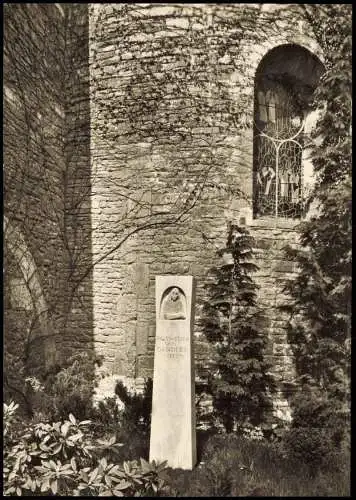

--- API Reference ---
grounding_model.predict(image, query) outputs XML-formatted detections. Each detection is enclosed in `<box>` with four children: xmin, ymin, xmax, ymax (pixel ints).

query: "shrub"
<box><xmin>165</xmin><ymin>432</ymin><xmax>350</xmax><ymax>497</ymax></box>
<box><xmin>73</xmin><ymin>379</ymin><xmax>154</xmax><ymax>462</ymax></box>
<box><xmin>280</xmin><ymin>1</ymin><xmax>351</xmax><ymax>434</ymax></box>
<box><xmin>3</xmin><ymin>309</ymin><xmax>43</xmax><ymax>419</ymax></box>
<box><xmin>108</xmin><ymin>378</ymin><xmax>153</xmax><ymax>461</ymax></box>
<box><xmin>4</xmin><ymin>412</ymin><xmax>95</xmax><ymax>496</ymax></box>
<box><xmin>72</xmin><ymin>457</ymin><xmax>172</xmax><ymax>497</ymax></box>
<box><xmin>165</xmin><ymin>434</ymin><xmax>257</xmax><ymax>496</ymax></box>
<box><xmin>4</xmin><ymin>403</ymin><xmax>170</xmax><ymax>497</ymax></box>
<box><xmin>114</xmin><ymin>378</ymin><xmax>153</xmax><ymax>432</ymax></box>
<box><xmin>34</xmin><ymin>352</ymin><xmax>103</xmax><ymax>422</ymax></box>
<box><xmin>4</xmin><ymin>401</ymin><xmax>19</xmax><ymax>436</ymax></box>
<box><xmin>282</xmin><ymin>388</ymin><xmax>350</xmax><ymax>474</ymax></box>
<box><xmin>89</xmin><ymin>396</ymin><xmax>123</xmax><ymax>437</ymax></box>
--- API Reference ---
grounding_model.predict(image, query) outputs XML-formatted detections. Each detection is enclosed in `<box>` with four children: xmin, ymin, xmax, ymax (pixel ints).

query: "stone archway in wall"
<box><xmin>3</xmin><ymin>216</ymin><xmax>55</xmax><ymax>375</ymax></box>
<box><xmin>227</xmin><ymin>24</ymin><xmax>325</xmax><ymax>226</ymax></box>
<box><xmin>252</xmin><ymin>44</ymin><xmax>325</xmax><ymax>221</ymax></box>
<box><xmin>228</xmin><ymin>40</ymin><xmax>325</xmax><ymax>421</ymax></box>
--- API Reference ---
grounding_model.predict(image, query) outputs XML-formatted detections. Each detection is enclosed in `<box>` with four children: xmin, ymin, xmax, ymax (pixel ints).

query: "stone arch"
<box><xmin>255</xmin><ymin>43</ymin><xmax>325</xmax><ymax>91</ymax></box>
<box><xmin>160</xmin><ymin>286</ymin><xmax>187</xmax><ymax>320</ymax></box>
<box><xmin>225</xmin><ymin>22</ymin><xmax>325</xmax><ymax>225</ymax></box>
<box><xmin>252</xmin><ymin>44</ymin><xmax>325</xmax><ymax>219</ymax></box>
<box><xmin>228</xmin><ymin>21</ymin><xmax>325</xmax><ymax>110</ymax></box>
<box><xmin>4</xmin><ymin>216</ymin><xmax>49</xmax><ymax>337</ymax></box>
<box><xmin>251</xmin><ymin>40</ymin><xmax>324</xmax><ymax>79</ymax></box>
<box><xmin>242</xmin><ymin>10</ymin><xmax>325</xmax><ymax>80</ymax></box>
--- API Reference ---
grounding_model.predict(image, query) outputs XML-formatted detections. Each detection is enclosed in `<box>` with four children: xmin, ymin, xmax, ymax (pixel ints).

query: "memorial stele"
<box><xmin>149</xmin><ymin>275</ymin><xmax>197</xmax><ymax>470</ymax></box>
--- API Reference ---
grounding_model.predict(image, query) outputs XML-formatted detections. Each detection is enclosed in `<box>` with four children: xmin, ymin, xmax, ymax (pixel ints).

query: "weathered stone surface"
<box><xmin>136</xmin><ymin>322</ymin><xmax>149</xmax><ymax>356</ymax></box>
<box><xmin>165</xmin><ymin>17</ymin><xmax>189</xmax><ymax>30</ymax></box>
<box><xmin>4</xmin><ymin>3</ymin><xmax>93</xmax><ymax>368</ymax></box>
<box><xmin>150</xmin><ymin>276</ymin><xmax>196</xmax><ymax>470</ymax></box>
<box><xmin>4</xmin><ymin>4</ymin><xmax>323</xmax><ymax>415</ymax></box>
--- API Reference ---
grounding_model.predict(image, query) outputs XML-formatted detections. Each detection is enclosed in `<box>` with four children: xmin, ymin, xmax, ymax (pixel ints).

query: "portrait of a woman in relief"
<box><xmin>160</xmin><ymin>287</ymin><xmax>186</xmax><ymax>320</ymax></box>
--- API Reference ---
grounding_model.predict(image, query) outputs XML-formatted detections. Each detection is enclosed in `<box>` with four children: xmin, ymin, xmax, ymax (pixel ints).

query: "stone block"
<box><xmin>166</xmin><ymin>17</ymin><xmax>189</xmax><ymax>30</ymax></box>
<box><xmin>255</xmin><ymin>238</ymin><xmax>272</xmax><ymax>250</ymax></box>
<box><xmin>149</xmin><ymin>6</ymin><xmax>176</xmax><ymax>17</ymax></box>
<box><xmin>274</xmin><ymin>260</ymin><xmax>295</xmax><ymax>273</ymax></box>
<box><xmin>136</xmin><ymin>322</ymin><xmax>149</xmax><ymax>356</ymax></box>
<box><xmin>150</xmin><ymin>276</ymin><xmax>196</xmax><ymax>470</ymax></box>
<box><xmin>273</xmin><ymin>343</ymin><xmax>288</xmax><ymax>356</ymax></box>
<box><xmin>136</xmin><ymin>354</ymin><xmax>153</xmax><ymax>372</ymax></box>
<box><xmin>135</xmin><ymin>262</ymin><xmax>150</xmax><ymax>297</ymax></box>
<box><xmin>113</xmin><ymin>352</ymin><xmax>126</xmax><ymax>374</ymax></box>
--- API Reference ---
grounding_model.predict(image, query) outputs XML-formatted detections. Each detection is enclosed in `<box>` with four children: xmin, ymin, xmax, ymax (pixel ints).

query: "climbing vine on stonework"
<box><xmin>282</xmin><ymin>4</ymin><xmax>351</xmax><ymax>407</ymax></box>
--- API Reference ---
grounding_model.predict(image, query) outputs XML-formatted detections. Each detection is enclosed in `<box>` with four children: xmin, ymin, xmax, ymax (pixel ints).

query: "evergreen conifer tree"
<box><xmin>202</xmin><ymin>223</ymin><xmax>274</xmax><ymax>433</ymax></box>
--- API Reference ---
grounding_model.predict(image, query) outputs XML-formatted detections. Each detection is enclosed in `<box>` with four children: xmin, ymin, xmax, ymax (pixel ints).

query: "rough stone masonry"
<box><xmin>4</xmin><ymin>4</ymin><xmax>325</xmax><ymax>420</ymax></box>
<box><xmin>87</xmin><ymin>4</ymin><xmax>324</xmax><ymax>418</ymax></box>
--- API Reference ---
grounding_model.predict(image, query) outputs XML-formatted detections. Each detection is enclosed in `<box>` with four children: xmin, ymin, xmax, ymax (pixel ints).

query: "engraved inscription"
<box><xmin>155</xmin><ymin>335</ymin><xmax>189</xmax><ymax>359</ymax></box>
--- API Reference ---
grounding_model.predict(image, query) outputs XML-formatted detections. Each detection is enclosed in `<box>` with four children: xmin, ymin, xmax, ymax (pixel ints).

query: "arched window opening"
<box><xmin>253</xmin><ymin>44</ymin><xmax>324</xmax><ymax>219</ymax></box>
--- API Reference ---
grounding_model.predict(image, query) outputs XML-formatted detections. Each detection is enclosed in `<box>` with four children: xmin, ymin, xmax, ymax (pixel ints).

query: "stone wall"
<box><xmin>4</xmin><ymin>3</ymin><xmax>68</xmax><ymax>366</ymax></box>
<box><xmin>61</xmin><ymin>4</ymin><xmax>94</xmax><ymax>359</ymax></box>
<box><xmin>4</xmin><ymin>3</ymin><xmax>324</xmax><ymax>415</ymax></box>
<box><xmin>4</xmin><ymin>3</ymin><xmax>94</xmax><ymax>368</ymax></box>
<box><xmin>87</xmin><ymin>2</ymin><xmax>323</xmax><ymax>406</ymax></box>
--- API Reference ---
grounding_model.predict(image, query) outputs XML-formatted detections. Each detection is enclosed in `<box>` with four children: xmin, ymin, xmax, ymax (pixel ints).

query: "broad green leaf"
<box><xmin>140</xmin><ymin>457</ymin><xmax>151</xmax><ymax>473</ymax></box>
<box><xmin>105</xmin><ymin>475</ymin><xmax>113</xmax><ymax>487</ymax></box>
<box><xmin>40</xmin><ymin>479</ymin><xmax>49</xmax><ymax>493</ymax></box>
<box><xmin>116</xmin><ymin>480</ymin><xmax>132</xmax><ymax>490</ymax></box>
<box><xmin>42</xmin><ymin>434</ymin><xmax>51</xmax><ymax>444</ymax></box>
<box><xmin>61</xmin><ymin>422</ymin><xmax>71</xmax><ymax>436</ymax></box>
<box><xmin>69</xmin><ymin>432</ymin><xmax>83</xmax><ymax>442</ymax></box>
<box><xmin>80</xmin><ymin>469</ymin><xmax>89</xmax><ymax>482</ymax></box>
<box><xmin>69</xmin><ymin>414</ymin><xmax>77</xmax><ymax>425</ymax></box>
<box><xmin>113</xmin><ymin>489</ymin><xmax>124</xmax><ymax>496</ymax></box>
<box><xmin>99</xmin><ymin>490</ymin><xmax>112</xmax><ymax>496</ymax></box>
<box><xmin>51</xmin><ymin>443</ymin><xmax>62</xmax><ymax>454</ymax></box>
<box><xmin>78</xmin><ymin>420</ymin><xmax>92</xmax><ymax>426</ymax></box>
<box><xmin>89</xmin><ymin>467</ymin><xmax>99</xmax><ymax>482</ymax></box>
<box><xmin>157</xmin><ymin>460</ymin><xmax>168</xmax><ymax>472</ymax></box>
<box><xmin>51</xmin><ymin>479</ymin><xmax>58</xmax><ymax>495</ymax></box>
<box><xmin>123</xmin><ymin>461</ymin><xmax>130</xmax><ymax>475</ymax></box>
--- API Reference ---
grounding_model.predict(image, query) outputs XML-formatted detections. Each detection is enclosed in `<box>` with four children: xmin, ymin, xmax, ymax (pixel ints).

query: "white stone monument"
<box><xmin>149</xmin><ymin>275</ymin><xmax>197</xmax><ymax>470</ymax></box>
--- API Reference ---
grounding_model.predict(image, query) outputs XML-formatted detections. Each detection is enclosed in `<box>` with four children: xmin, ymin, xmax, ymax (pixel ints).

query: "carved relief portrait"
<box><xmin>160</xmin><ymin>286</ymin><xmax>186</xmax><ymax>320</ymax></box>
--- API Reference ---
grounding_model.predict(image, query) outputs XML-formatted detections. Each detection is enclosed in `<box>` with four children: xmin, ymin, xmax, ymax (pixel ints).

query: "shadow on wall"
<box><xmin>3</xmin><ymin>3</ymin><xmax>96</xmax><ymax>419</ymax></box>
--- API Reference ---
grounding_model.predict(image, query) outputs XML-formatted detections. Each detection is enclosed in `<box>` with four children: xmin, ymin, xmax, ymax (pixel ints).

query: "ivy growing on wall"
<box><xmin>282</xmin><ymin>4</ymin><xmax>351</xmax><ymax>407</ymax></box>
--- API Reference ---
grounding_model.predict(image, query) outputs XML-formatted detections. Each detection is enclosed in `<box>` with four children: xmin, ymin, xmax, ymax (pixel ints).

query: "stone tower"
<box><xmin>4</xmin><ymin>4</ymin><xmax>324</xmax><ymax>419</ymax></box>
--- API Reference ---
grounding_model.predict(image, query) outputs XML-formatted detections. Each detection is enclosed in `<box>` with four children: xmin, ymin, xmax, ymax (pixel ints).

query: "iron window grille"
<box><xmin>253</xmin><ymin>81</ymin><xmax>305</xmax><ymax>219</ymax></box>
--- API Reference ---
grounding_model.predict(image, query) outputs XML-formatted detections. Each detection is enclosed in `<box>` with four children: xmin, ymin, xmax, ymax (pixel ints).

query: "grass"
<box><xmin>98</xmin><ymin>418</ymin><xmax>350</xmax><ymax>496</ymax></box>
<box><xmin>163</xmin><ymin>432</ymin><xmax>350</xmax><ymax>497</ymax></box>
